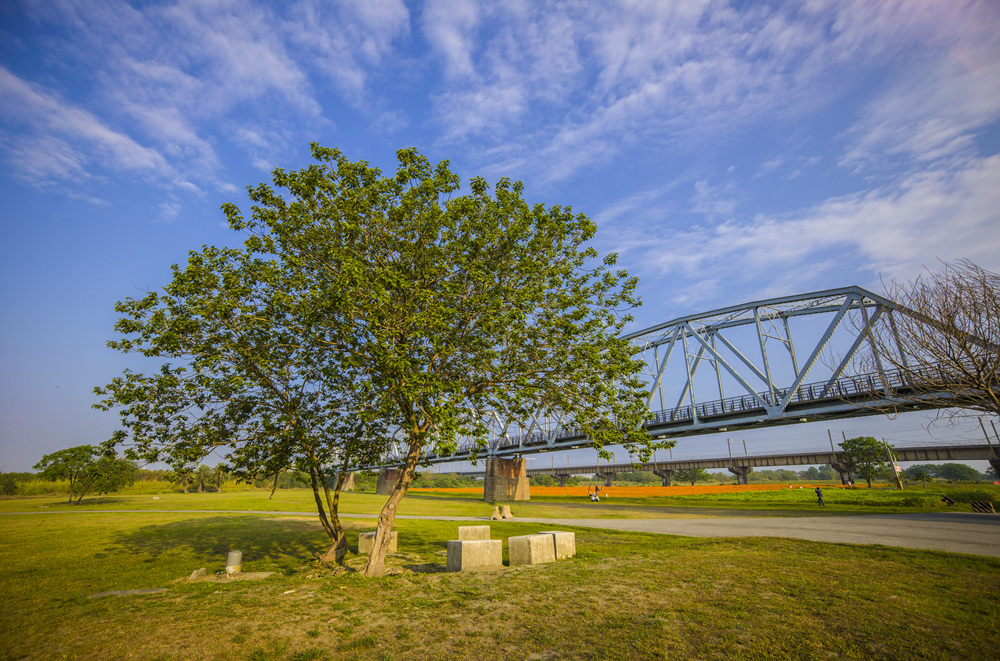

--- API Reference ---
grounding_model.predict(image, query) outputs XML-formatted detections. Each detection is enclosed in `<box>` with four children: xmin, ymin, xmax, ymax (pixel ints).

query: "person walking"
<box><xmin>815</xmin><ymin>486</ymin><xmax>825</xmax><ymax>506</ymax></box>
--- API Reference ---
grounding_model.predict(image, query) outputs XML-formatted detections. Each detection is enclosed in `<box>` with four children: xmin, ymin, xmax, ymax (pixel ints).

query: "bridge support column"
<box><xmin>653</xmin><ymin>469</ymin><xmax>675</xmax><ymax>487</ymax></box>
<box><xmin>989</xmin><ymin>458</ymin><xmax>1000</xmax><ymax>479</ymax></box>
<box><xmin>340</xmin><ymin>472</ymin><xmax>355</xmax><ymax>492</ymax></box>
<box><xmin>376</xmin><ymin>468</ymin><xmax>399</xmax><ymax>495</ymax></box>
<box><xmin>597</xmin><ymin>472</ymin><xmax>615</xmax><ymax>487</ymax></box>
<box><xmin>553</xmin><ymin>473</ymin><xmax>572</xmax><ymax>487</ymax></box>
<box><xmin>831</xmin><ymin>462</ymin><xmax>855</xmax><ymax>485</ymax></box>
<box><xmin>728</xmin><ymin>465</ymin><xmax>753</xmax><ymax>485</ymax></box>
<box><xmin>484</xmin><ymin>457</ymin><xmax>530</xmax><ymax>502</ymax></box>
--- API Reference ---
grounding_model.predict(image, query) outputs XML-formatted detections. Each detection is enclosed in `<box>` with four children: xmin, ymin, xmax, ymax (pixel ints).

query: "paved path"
<box><xmin>508</xmin><ymin>512</ymin><xmax>1000</xmax><ymax>557</ymax></box>
<box><xmin>4</xmin><ymin>509</ymin><xmax>999</xmax><ymax>557</ymax></box>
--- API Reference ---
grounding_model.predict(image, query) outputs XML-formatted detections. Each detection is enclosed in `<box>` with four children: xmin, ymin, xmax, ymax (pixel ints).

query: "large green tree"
<box><xmin>224</xmin><ymin>144</ymin><xmax>656</xmax><ymax>576</ymax></box>
<box><xmin>674</xmin><ymin>468</ymin><xmax>712</xmax><ymax>486</ymax></box>
<box><xmin>95</xmin><ymin>245</ymin><xmax>390</xmax><ymax>563</ymax></box>
<box><xmin>839</xmin><ymin>436</ymin><xmax>895</xmax><ymax>488</ymax></box>
<box><xmin>34</xmin><ymin>445</ymin><xmax>138</xmax><ymax>503</ymax></box>
<box><xmin>33</xmin><ymin>445</ymin><xmax>98</xmax><ymax>502</ymax></box>
<box><xmin>934</xmin><ymin>463</ymin><xmax>983</xmax><ymax>482</ymax></box>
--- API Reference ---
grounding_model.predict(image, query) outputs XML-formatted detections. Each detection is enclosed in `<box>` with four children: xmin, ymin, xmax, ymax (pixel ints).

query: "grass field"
<box><xmin>4</xmin><ymin>481</ymin><xmax>997</xmax><ymax>518</ymax></box>
<box><xmin>2</xmin><ymin>488</ymin><xmax>999</xmax><ymax>660</ymax></box>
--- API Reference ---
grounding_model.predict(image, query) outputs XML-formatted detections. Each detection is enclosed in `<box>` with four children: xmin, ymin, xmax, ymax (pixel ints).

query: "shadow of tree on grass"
<box><xmin>99</xmin><ymin>515</ymin><xmax>495</xmax><ymax>575</ymax></box>
<box><xmin>98</xmin><ymin>516</ymin><xmax>330</xmax><ymax>568</ymax></box>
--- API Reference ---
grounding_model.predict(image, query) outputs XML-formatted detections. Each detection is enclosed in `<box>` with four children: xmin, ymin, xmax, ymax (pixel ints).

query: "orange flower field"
<box><xmin>408</xmin><ymin>483</ymin><xmax>851</xmax><ymax>497</ymax></box>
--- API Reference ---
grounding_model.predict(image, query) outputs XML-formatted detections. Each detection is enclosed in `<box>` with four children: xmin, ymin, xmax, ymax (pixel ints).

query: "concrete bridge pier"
<box><xmin>597</xmin><ymin>472</ymin><xmax>615</xmax><ymax>487</ymax></box>
<box><xmin>728</xmin><ymin>465</ymin><xmax>753</xmax><ymax>485</ymax></box>
<box><xmin>831</xmin><ymin>462</ymin><xmax>856</xmax><ymax>485</ymax></box>
<box><xmin>553</xmin><ymin>473</ymin><xmax>573</xmax><ymax>487</ymax></box>
<box><xmin>340</xmin><ymin>471</ymin><xmax>355</xmax><ymax>492</ymax></box>
<box><xmin>484</xmin><ymin>457</ymin><xmax>530</xmax><ymax>502</ymax></box>
<box><xmin>653</xmin><ymin>469</ymin><xmax>675</xmax><ymax>486</ymax></box>
<box><xmin>989</xmin><ymin>458</ymin><xmax>1000</xmax><ymax>478</ymax></box>
<box><xmin>376</xmin><ymin>468</ymin><xmax>399</xmax><ymax>495</ymax></box>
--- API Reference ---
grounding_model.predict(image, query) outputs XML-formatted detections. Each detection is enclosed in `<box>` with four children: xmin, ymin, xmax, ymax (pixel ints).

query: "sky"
<box><xmin>1</xmin><ymin>0</ymin><xmax>999</xmax><ymax>473</ymax></box>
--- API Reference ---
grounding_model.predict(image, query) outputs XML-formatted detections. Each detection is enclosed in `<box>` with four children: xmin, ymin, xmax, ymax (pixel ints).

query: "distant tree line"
<box><xmin>901</xmin><ymin>463</ymin><xmax>990</xmax><ymax>483</ymax></box>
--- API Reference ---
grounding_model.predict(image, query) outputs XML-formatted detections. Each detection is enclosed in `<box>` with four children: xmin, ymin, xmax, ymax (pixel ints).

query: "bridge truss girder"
<box><xmin>375</xmin><ymin>286</ymin><xmax>944</xmax><ymax>469</ymax></box>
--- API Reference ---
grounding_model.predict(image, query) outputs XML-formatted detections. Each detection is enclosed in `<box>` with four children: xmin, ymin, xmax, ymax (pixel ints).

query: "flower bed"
<box><xmin>409</xmin><ymin>483</ymin><xmax>854</xmax><ymax>497</ymax></box>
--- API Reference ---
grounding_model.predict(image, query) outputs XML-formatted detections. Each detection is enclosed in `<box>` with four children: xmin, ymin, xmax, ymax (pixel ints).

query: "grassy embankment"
<box><xmin>3</xmin><ymin>480</ymin><xmax>995</xmax><ymax>519</ymax></box>
<box><xmin>2</xmin><ymin>488</ymin><xmax>999</xmax><ymax>659</ymax></box>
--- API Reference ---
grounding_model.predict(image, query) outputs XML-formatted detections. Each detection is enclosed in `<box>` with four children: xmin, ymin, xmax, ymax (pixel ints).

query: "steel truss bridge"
<box><xmin>375</xmin><ymin>286</ymin><xmax>986</xmax><ymax>467</ymax></box>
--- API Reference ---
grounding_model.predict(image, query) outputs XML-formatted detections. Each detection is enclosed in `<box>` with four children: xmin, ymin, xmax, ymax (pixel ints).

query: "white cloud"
<box><xmin>0</xmin><ymin>66</ymin><xmax>184</xmax><ymax>188</ymax></box>
<box><xmin>287</xmin><ymin>0</ymin><xmax>409</xmax><ymax>102</ymax></box>
<box><xmin>6</xmin><ymin>0</ymin><xmax>410</xmax><ymax>196</ymax></box>
<box><xmin>841</xmin><ymin>55</ymin><xmax>1000</xmax><ymax>170</ymax></box>
<box><xmin>156</xmin><ymin>200</ymin><xmax>182</xmax><ymax>223</ymax></box>
<box><xmin>752</xmin><ymin>156</ymin><xmax>785</xmax><ymax>179</ymax></box>
<box><xmin>422</xmin><ymin>0</ymin><xmax>480</xmax><ymax>80</ymax></box>
<box><xmin>593</xmin><ymin>181</ymin><xmax>679</xmax><ymax>227</ymax></box>
<box><xmin>626</xmin><ymin>154</ymin><xmax>1000</xmax><ymax>299</ymax></box>
<box><xmin>426</xmin><ymin>0</ymin><xmax>999</xmax><ymax>188</ymax></box>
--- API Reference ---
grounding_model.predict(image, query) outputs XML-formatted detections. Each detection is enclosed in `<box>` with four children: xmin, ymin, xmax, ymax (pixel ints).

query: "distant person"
<box><xmin>815</xmin><ymin>487</ymin><xmax>825</xmax><ymax>506</ymax></box>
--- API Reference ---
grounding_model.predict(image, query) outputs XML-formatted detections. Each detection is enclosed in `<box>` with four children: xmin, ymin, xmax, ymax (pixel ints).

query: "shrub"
<box><xmin>0</xmin><ymin>473</ymin><xmax>17</xmax><ymax>495</ymax></box>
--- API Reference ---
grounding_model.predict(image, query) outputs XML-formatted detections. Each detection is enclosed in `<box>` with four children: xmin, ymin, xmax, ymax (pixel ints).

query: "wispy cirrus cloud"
<box><xmin>0</xmin><ymin>66</ymin><xmax>187</xmax><ymax>190</ymax></box>
<box><xmin>6</xmin><ymin>0</ymin><xmax>410</xmax><ymax>196</ymax></box>
<box><xmin>616</xmin><ymin>154</ymin><xmax>1000</xmax><ymax>303</ymax></box>
<box><xmin>286</xmin><ymin>0</ymin><xmax>410</xmax><ymax>104</ymax></box>
<box><xmin>419</xmin><ymin>0</ymin><xmax>999</xmax><ymax>188</ymax></box>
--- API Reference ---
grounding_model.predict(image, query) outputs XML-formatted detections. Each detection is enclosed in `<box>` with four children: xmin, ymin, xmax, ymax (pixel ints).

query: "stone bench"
<box><xmin>358</xmin><ymin>531</ymin><xmax>397</xmax><ymax>554</ymax></box>
<box><xmin>458</xmin><ymin>525</ymin><xmax>491</xmax><ymax>540</ymax></box>
<box><xmin>446</xmin><ymin>539</ymin><xmax>503</xmax><ymax>572</ymax></box>
<box><xmin>537</xmin><ymin>531</ymin><xmax>576</xmax><ymax>559</ymax></box>
<box><xmin>508</xmin><ymin>534</ymin><xmax>556</xmax><ymax>566</ymax></box>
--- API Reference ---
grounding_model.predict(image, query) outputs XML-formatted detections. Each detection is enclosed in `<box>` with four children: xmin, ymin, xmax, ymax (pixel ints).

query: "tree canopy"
<box><xmin>674</xmin><ymin>468</ymin><xmax>712</xmax><ymax>486</ymax></box>
<box><xmin>222</xmin><ymin>144</ymin><xmax>654</xmax><ymax>576</ymax></box>
<box><xmin>96</xmin><ymin>144</ymin><xmax>655</xmax><ymax>576</ymax></box>
<box><xmin>839</xmin><ymin>436</ymin><xmax>895</xmax><ymax>488</ymax></box>
<box><xmin>33</xmin><ymin>445</ymin><xmax>138</xmax><ymax>503</ymax></box>
<box><xmin>95</xmin><ymin>239</ymin><xmax>391</xmax><ymax>562</ymax></box>
<box><xmin>861</xmin><ymin>260</ymin><xmax>1000</xmax><ymax>421</ymax></box>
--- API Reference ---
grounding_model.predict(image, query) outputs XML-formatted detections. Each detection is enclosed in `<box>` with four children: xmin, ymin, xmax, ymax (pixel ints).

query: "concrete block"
<box><xmin>508</xmin><ymin>534</ymin><xmax>556</xmax><ymax>566</ymax></box>
<box><xmin>458</xmin><ymin>525</ymin><xmax>491</xmax><ymax>540</ymax></box>
<box><xmin>446</xmin><ymin>539</ymin><xmax>502</xmax><ymax>572</ymax></box>
<box><xmin>358</xmin><ymin>531</ymin><xmax>397</xmax><ymax>554</ymax></box>
<box><xmin>538</xmin><ymin>531</ymin><xmax>576</xmax><ymax>559</ymax></box>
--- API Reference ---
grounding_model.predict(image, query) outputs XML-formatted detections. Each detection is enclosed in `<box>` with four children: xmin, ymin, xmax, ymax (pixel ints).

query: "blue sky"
<box><xmin>1</xmin><ymin>0</ymin><xmax>999</xmax><ymax>473</ymax></box>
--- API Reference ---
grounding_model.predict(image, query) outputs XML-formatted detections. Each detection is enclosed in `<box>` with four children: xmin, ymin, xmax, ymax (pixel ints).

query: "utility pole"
<box><xmin>883</xmin><ymin>437</ymin><xmax>903</xmax><ymax>490</ymax></box>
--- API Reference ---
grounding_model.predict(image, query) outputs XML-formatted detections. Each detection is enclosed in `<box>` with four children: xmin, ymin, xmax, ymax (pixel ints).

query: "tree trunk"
<box><xmin>308</xmin><ymin>463</ymin><xmax>349</xmax><ymax>566</ymax></box>
<box><xmin>320</xmin><ymin>464</ymin><xmax>350</xmax><ymax>564</ymax></box>
<box><xmin>361</xmin><ymin>439</ymin><xmax>422</xmax><ymax>577</ymax></box>
<box><xmin>318</xmin><ymin>533</ymin><xmax>349</xmax><ymax>565</ymax></box>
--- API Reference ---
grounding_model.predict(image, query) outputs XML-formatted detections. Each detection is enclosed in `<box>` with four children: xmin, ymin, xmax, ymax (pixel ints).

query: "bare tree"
<box><xmin>860</xmin><ymin>259</ymin><xmax>999</xmax><ymax>420</ymax></box>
